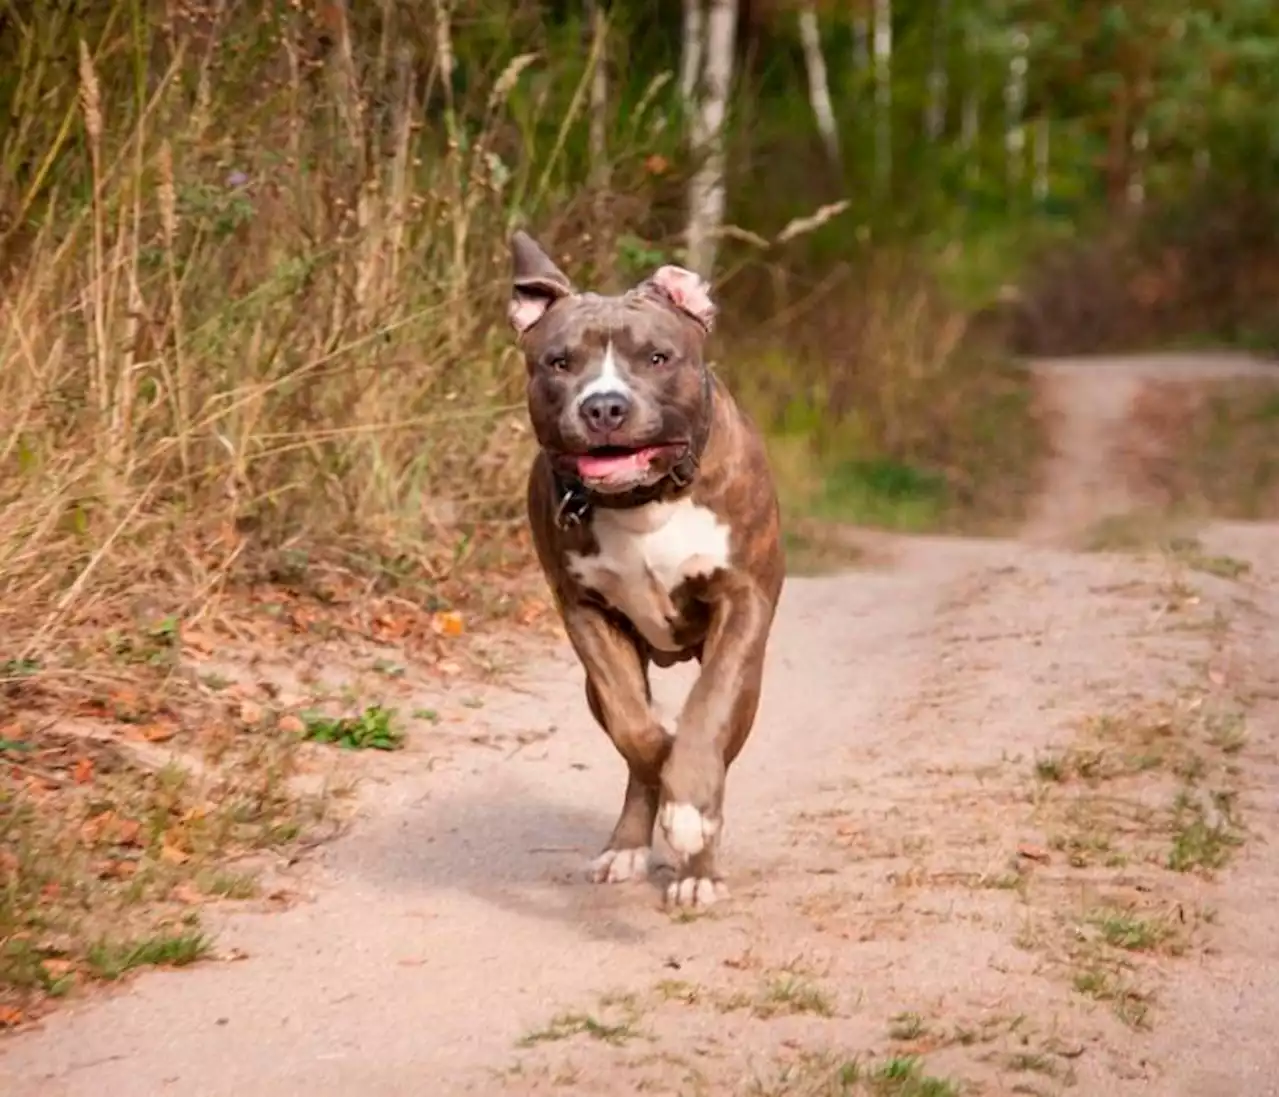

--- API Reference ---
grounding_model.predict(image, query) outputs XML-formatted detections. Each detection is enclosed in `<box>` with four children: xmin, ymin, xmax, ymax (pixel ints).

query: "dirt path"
<box><xmin>3</xmin><ymin>354</ymin><xmax>1277</xmax><ymax>1097</ymax></box>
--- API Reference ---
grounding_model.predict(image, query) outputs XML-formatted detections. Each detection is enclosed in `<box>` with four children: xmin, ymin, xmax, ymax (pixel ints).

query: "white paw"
<box><xmin>588</xmin><ymin>846</ymin><xmax>651</xmax><ymax>884</ymax></box>
<box><xmin>665</xmin><ymin>875</ymin><xmax>729</xmax><ymax>909</ymax></box>
<box><xmin>659</xmin><ymin>802</ymin><xmax>719</xmax><ymax>858</ymax></box>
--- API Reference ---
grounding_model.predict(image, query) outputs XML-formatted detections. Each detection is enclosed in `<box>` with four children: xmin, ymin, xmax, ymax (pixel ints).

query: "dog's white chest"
<box><xmin>567</xmin><ymin>499</ymin><xmax>731</xmax><ymax>651</ymax></box>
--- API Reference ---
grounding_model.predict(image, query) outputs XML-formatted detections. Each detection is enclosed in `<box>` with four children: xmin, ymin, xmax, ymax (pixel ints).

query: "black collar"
<box><xmin>550</xmin><ymin>364</ymin><xmax>715</xmax><ymax>531</ymax></box>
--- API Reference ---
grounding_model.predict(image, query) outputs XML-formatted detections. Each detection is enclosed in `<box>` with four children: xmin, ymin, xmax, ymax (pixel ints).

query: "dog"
<box><xmin>507</xmin><ymin>231</ymin><xmax>785</xmax><ymax>907</ymax></box>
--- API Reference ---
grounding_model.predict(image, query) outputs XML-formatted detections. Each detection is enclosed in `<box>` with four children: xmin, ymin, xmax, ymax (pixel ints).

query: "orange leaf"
<box><xmin>42</xmin><ymin>958</ymin><xmax>75</xmax><ymax>979</ymax></box>
<box><xmin>141</xmin><ymin>721</ymin><xmax>178</xmax><ymax>743</ymax></box>
<box><xmin>160</xmin><ymin>841</ymin><xmax>189</xmax><ymax>865</ymax></box>
<box><xmin>73</xmin><ymin>757</ymin><xmax>94</xmax><ymax>785</ymax></box>
<box><xmin>98</xmin><ymin>859</ymin><xmax>139</xmax><ymax>880</ymax></box>
<box><xmin>0</xmin><ymin>1006</ymin><xmax>24</xmax><ymax>1028</ymax></box>
<box><xmin>431</xmin><ymin>610</ymin><xmax>465</xmax><ymax>638</ymax></box>
<box><xmin>277</xmin><ymin>713</ymin><xmax>305</xmax><ymax>736</ymax></box>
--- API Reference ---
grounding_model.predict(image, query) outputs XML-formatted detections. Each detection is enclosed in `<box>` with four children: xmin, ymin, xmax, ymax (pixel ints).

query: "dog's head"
<box><xmin>508</xmin><ymin>231</ymin><xmax>716</xmax><ymax>496</ymax></box>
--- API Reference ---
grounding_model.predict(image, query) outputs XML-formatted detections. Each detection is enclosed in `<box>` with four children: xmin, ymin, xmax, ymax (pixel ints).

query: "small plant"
<box><xmin>888</xmin><ymin>1011</ymin><xmax>928</xmax><ymax>1040</ymax></box>
<box><xmin>1168</xmin><ymin>788</ymin><xmax>1243</xmax><ymax>872</ymax></box>
<box><xmin>299</xmin><ymin>706</ymin><xmax>404</xmax><ymax>751</ymax></box>
<box><xmin>86</xmin><ymin>931</ymin><xmax>211</xmax><ymax>980</ymax></box>
<box><xmin>869</xmin><ymin>1055</ymin><xmax>960</xmax><ymax>1096</ymax></box>
<box><xmin>1072</xmin><ymin>968</ymin><xmax>1151</xmax><ymax>1030</ymax></box>
<box><xmin>518</xmin><ymin>1009</ymin><xmax>642</xmax><ymax>1048</ymax></box>
<box><xmin>1087</xmin><ymin>908</ymin><xmax>1175</xmax><ymax>953</ymax></box>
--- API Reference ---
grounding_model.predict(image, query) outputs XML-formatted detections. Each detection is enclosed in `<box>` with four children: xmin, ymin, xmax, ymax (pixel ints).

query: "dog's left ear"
<box><xmin>509</xmin><ymin>231</ymin><xmax>574</xmax><ymax>334</ymax></box>
<box><xmin>643</xmin><ymin>265</ymin><xmax>716</xmax><ymax>333</ymax></box>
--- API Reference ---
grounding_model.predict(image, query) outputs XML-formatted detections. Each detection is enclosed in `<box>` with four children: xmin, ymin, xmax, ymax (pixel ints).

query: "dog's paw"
<box><xmin>659</xmin><ymin>802</ymin><xmax>720</xmax><ymax>858</ymax></box>
<box><xmin>665</xmin><ymin>874</ymin><xmax>729</xmax><ymax>909</ymax></box>
<box><xmin>588</xmin><ymin>846</ymin><xmax>651</xmax><ymax>884</ymax></box>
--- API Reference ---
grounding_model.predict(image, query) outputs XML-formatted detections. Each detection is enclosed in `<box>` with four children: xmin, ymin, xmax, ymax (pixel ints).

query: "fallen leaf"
<box><xmin>516</xmin><ymin>598</ymin><xmax>548</xmax><ymax>626</ymax></box>
<box><xmin>0</xmin><ymin>1006</ymin><xmax>24</xmax><ymax>1028</ymax></box>
<box><xmin>644</xmin><ymin>154</ymin><xmax>669</xmax><ymax>175</ymax></box>
<box><xmin>437</xmin><ymin>659</ymin><xmax>463</xmax><ymax>677</ymax></box>
<box><xmin>277</xmin><ymin>713</ymin><xmax>305</xmax><ymax>735</ymax></box>
<box><xmin>238</xmin><ymin>699</ymin><xmax>265</xmax><ymax>727</ymax></box>
<box><xmin>140</xmin><ymin>721</ymin><xmax>178</xmax><ymax>743</ymax></box>
<box><xmin>72</xmin><ymin>756</ymin><xmax>94</xmax><ymax>785</ymax></box>
<box><xmin>42</xmin><ymin>958</ymin><xmax>76</xmax><ymax>978</ymax></box>
<box><xmin>97</xmin><ymin>859</ymin><xmax>139</xmax><ymax>880</ymax></box>
<box><xmin>160</xmin><ymin>841</ymin><xmax>189</xmax><ymax>865</ymax></box>
<box><xmin>431</xmin><ymin>610</ymin><xmax>465</xmax><ymax>638</ymax></box>
<box><xmin>1017</xmin><ymin>843</ymin><xmax>1051</xmax><ymax>863</ymax></box>
<box><xmin>40</xmin><ymin>882</ymin><xmax>61</xmax><ymax>900</ymax></box>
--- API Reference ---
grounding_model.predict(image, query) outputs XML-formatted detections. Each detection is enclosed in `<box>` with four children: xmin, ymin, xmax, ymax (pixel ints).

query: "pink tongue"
<box><xmin>576</xmin><ymin>447</ymin><xmax>658</xmax><ymax>480</ymax></box>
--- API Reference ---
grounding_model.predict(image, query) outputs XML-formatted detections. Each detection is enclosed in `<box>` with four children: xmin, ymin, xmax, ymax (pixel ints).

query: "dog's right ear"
<box><xmin>509</xmin><ymin>231</ymin><xmax>573</xmax><ymax>335</ymax></box>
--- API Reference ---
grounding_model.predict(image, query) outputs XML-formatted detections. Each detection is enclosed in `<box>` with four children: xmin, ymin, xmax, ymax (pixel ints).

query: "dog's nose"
<box><xmin>579</xmin><ymin>392</ymin><xmax>632</xmax><ymax>434</ymax></box>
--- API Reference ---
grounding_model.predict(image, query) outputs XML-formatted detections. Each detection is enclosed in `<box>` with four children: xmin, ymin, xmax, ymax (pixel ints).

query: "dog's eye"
<box><xmin>546</xmin><ymin>352</ymin><xmax>569</xmax><ymax>372</ymax></box>
<box><xmin>649</xmin><ymin>351</ymin><xmax>671</xmax><ymax>367</ymax></box>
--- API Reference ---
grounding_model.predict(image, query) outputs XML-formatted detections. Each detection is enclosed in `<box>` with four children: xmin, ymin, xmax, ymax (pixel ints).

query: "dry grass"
<box><xmin>1122</xmin><ymin>377</ymin><xmax>1278</xmax><ymax>521</ymax></box>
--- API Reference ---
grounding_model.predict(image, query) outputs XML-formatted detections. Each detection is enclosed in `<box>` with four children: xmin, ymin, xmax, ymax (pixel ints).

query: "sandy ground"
<box><xmin>2</xmin><ymin>353</ymin><xmax>1277</xmax><ymax>1097</ymax></box>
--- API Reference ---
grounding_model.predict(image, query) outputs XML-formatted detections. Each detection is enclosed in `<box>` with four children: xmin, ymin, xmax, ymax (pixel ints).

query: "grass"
<box><xmin>518</xmin><ymin>1008</ymin><xmax>644</xmax><ymax>1048</ymax></box>
<box><xmin>720</xmin><ymin>975</ymin><xmax>837</xmax><ymax>1019</ymax></box>
<box><xmin>1167</xmin><ymin>787</ymin><xmax>1244</xmax><ymax>873</ymax></box>
<box><xmin>1071</xmin><ymin>967</ymin><xmax>1152</xmax><ymax>1030</ymax></box>
<box><xmin>747</xmin><ymin>1052</ymin><xmax>960</xmax><ymax>1097</ymax></box>
<box><xmin>86</xmin><ymin>930</ymin><xmax>211</xmax><ymax>981</ymax></box>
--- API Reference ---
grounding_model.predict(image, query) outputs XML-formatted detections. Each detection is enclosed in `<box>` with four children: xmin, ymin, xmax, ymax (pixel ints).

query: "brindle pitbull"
<box><xmin>507</xmin><ymin>231</ymin><xmax>785</xmax><ymax>907</ymax></box>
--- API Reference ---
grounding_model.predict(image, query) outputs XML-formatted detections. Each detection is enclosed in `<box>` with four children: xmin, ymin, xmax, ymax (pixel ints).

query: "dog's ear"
<box><xmin>509</xmin><ymin>231</ymin><xmax>573</xmax><ymax>334</ymax></box>
<box><xmin>641</xmin><ymin>265</ymin><xmax>716</xmax><ymax>333</ymax></box>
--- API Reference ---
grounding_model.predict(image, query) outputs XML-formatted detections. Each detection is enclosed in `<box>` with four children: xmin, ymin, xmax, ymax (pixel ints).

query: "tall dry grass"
<box><xmin>0</xmin><ymin>2</ymin><xmax>659</xmax><ymax>663</ymax></box>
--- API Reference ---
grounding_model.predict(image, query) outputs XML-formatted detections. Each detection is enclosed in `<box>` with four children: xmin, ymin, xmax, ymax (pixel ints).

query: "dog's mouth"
<box><xmin>571</xmin><ymin>443</ymin><xmax>684</xmax><ymax>491</ymax></box>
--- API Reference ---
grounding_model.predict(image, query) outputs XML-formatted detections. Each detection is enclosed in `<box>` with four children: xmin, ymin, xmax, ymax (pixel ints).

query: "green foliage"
<box><xmin>300</xmin><ymin>707</ymin><xmax>404</xmax><ymax>752</ymax></box>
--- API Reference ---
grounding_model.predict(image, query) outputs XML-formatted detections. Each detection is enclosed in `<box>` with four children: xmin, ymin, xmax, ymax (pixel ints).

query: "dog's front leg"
<box><xmin>659</xmin><ymin>579</ymin><xmax>773</xmax><ymax>907</ymax></box>
<box><xmin>563</xmin><ymin>603</ymin><xmax>673</xmax><ymax>884</ymax></box>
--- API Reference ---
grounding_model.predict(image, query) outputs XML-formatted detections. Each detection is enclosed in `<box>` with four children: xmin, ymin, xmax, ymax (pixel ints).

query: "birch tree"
<box><xmin>873</xmin><ymin>0</ymin><xmax>892</xmax><ymax>193</ymax></box>
<box><xmin>682</xmin><ymin>0</ymin><xmax>739</xmax><ymax>279</ymax></box>
<box><xmin>925</xmin><ymin>0</ymin><xmax>950</xmax><ymax>142</ymax></box>
<box><xmin>798</xmin><ymin>2</ymin><xmax>841</xmax><ymax>169</ymax></box>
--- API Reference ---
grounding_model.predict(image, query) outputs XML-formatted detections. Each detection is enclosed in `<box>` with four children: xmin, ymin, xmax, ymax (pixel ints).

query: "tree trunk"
<box><xmin>586</xmin><ymin>1</ymin><xmax>611</xmax><ymax>283</ymax></box>
<box><xmin>925</xmin><ymin>0</ymin><xmax>949</xmax><ymax>141</ymax></box>
<box><xmin>798</xmin><ymin>2</ymin><xmax>841</xmax><ymax>169</ymax></box>
<box><xmin>873</xmin><ymin>0</ymin><xmax>892</xmax><ymax>193</ymax></box>
<box><xmin>685</xmin><ymin>0</ymin><xmax>738</xmax><ymax>279</ymax></box>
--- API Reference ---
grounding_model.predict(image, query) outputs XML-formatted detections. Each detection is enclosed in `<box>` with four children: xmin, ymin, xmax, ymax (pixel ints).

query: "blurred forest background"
<box><xmin>0</xmin><ymin>0</ymin><xmax>1276</xmax><ymax>637</ymax></box>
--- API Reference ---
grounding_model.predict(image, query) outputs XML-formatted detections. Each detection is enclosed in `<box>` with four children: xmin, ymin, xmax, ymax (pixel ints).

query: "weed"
<box><xmin>745</xmin><ymin>1052</ymin><xmax>958</xmax><ymax>1097</ymax></box>
<box><xmin>518</xmin><ymin>1010</ymin><xmax>642</xmax><ymax>1048</ymax></box>
<box><xmin>86</xmin><ymin>931</ymin><xmax>210</xmax><ymax>980</ymax></box>
<box><xmin>1168</xmin><ymin>788</ymin><xmax>1244</xmax><ymax>872</ymax></box>
<box><xmin>869</xmin><ymin>1056</ymin><xmax>960</xmax><ymax>1096</ymax></box>
<box><xmin>1071</xmin><ymin>968</ymin><xmax>1152</xmax><ymax>1030</ymax></box>
<box><xmin>720</xmin><ymin>975</ymin><xmax>835</xmax><ymax>1020</ymax></box>
<box><xmin>888</xmin><ymin>1012</ymin><xmax>928</xmax><ymax>1040</ymax></box>
<box><xmin>1087</xmin><ymin>908</ymin><xmax>1176</xmax><ymax>953</ymax></box>
<box><xmin>299</xmin><ymin>706</ymin><xmax>404</xmax><ymax>751</ymax></box>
